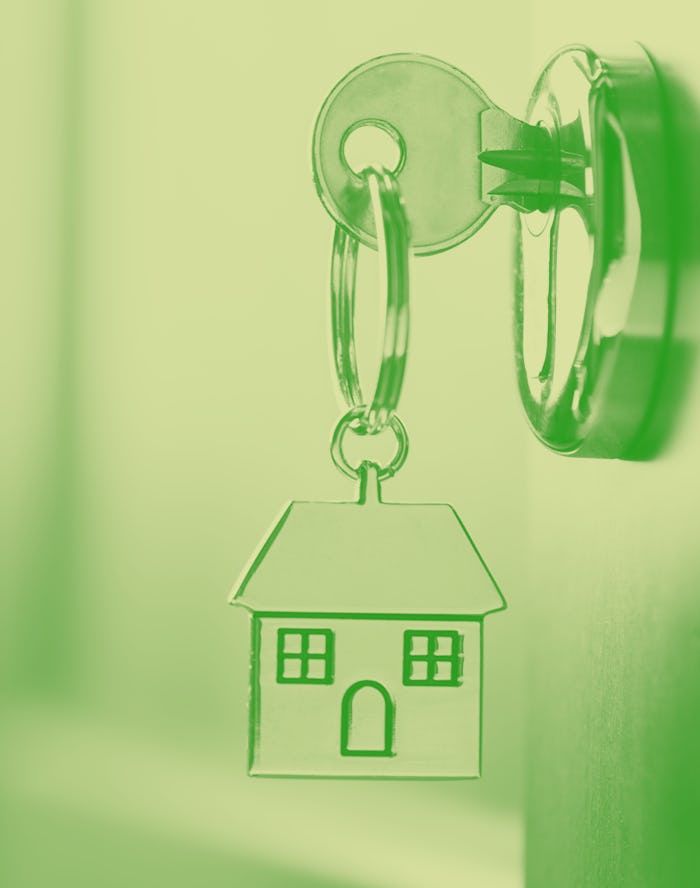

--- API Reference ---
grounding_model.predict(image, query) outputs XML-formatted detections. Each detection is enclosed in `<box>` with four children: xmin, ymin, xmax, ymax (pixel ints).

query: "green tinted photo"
<box><xmin>4</xmin><ymin>2</ymin><xmax>699</xmax><ymax>886</ymax></box>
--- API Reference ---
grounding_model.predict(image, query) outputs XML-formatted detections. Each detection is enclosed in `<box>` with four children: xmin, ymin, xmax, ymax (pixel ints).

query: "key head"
<box><xmin>312</xmin><ymin>53</ymin><xmax>497</xmax><ymax>256</ymax></box>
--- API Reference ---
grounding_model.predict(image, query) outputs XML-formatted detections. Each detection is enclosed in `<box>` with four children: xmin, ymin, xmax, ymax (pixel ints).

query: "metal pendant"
<box><xmin>231</xmin><ymin>463</ymin><xmax>505</xmax><ymax>779</ymax></box>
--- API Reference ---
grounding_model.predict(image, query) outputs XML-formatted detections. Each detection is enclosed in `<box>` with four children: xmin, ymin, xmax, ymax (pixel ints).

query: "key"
<box><xmin>312</xmin><ymin>53</ymin><xmax>571</xmax><ymax>256</ymax></box>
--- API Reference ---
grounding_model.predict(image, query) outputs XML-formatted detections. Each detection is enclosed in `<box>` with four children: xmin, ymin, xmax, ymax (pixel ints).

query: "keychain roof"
<box><xmin>231</xmin><ymin>463</ymin><xmax>505</xmax><ymax>618</ymax></box>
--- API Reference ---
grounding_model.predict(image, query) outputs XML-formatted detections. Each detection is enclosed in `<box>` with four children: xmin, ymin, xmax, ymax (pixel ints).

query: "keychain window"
<box><xmin>276</xmin><ymin>628</ymin><xmax>335</xmax><ymax>684</ymax></box>
<box><xmin>403</xmin><ymin>630</ymin><xmax>463</xmax><ymax>686</ymax></box>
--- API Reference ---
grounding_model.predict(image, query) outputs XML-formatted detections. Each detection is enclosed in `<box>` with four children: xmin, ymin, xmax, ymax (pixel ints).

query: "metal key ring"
<box><xmin>331</xmin><ymin>406</ymin><xmax>409</xmax><ymax>480</ymax></box>
<box><xmin>330</xmin><ymin>165</ymin><xmax>410</xmax><ymax>435</ymax></box>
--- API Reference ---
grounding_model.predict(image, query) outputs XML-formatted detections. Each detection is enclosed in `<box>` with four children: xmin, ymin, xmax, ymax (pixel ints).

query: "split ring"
<box><xmin>330</xmin><ymin>165</ymin><xmax>410</xmax><ymax>434</ymax></box>
<box><xmin>331</xmin><ymin>406</ymin><xmax>409</xmax><ymax>481</ymax></box>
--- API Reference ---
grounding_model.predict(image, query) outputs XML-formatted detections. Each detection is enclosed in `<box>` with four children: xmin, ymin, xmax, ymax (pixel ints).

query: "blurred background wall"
<box><xmin>3</xmin><ymin>2</ymin><xmax>533</xmax><ymax>886</ymax></box>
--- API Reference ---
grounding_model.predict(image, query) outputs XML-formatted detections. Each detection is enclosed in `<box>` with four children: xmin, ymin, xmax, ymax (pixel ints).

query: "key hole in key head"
<box><xmin>341</xmin><ymin>119</ymin><xmax>406</xmax><ymax>177</ymax></box>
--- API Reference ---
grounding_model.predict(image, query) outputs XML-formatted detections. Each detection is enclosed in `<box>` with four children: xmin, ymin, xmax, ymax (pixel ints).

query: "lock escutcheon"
<box><xmin>514</xmin><ymin>44</ymin><xmax>671</xmax><ymax>457</ymax></box>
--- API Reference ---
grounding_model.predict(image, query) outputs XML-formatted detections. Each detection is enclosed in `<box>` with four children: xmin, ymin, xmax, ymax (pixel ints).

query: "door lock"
<box><xmin>312</xmin><ymin>46</ymin><xmax>672</xmax><ymax>458</ymax></box>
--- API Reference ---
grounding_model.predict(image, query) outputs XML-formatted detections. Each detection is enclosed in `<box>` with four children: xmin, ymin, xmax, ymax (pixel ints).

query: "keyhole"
<box><xmin>341</xmin><ymin>120</ymin><xmax>405</xmax><ymax>176</ymax></box>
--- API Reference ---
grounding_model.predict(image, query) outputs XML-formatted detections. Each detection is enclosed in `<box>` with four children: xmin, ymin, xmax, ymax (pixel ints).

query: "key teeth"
<box><xmin>488</xmin><ymin>179</ymin><xmax>585</xmax><ymax>199</ymax></box>
<box><xmin>479</xmin><ymin>108</ymin><xmax>587</xmax><ymax>212</ymax></box>
<box><xmin>478</xmin><ymin>148</ymin><xmax>560</xmax><ymax>181</ymax></box>
<box><xmin>486</xmin><ymin>180</ymin><xmax>586</xmax><ymax>215</ymax></box>
<box><xmin>479</xmin><ymin>148</ymin><xmax>586</xmax><ymax>177</ymax></box>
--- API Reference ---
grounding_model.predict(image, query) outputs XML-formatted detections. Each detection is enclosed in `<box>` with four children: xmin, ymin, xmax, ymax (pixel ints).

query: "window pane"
<box><xmin>307</xmin><ymin>633</ymin><xmax>327</xmax><ymax>654</ymax></box>
<box><xmin>434</xmin><ymin>660</ymin><xmax>453</xmax><ymax>681</ymax></box>
<box><xmin>283</xmin><ymin>633</ymin><xmax>302</xmax><ymax>654</ymax></box>
<box><xmin>410</xmin><ymin>661</ymin><xmax>428</xmax><ymax>681</ymax></box>
<box><xmin>435</xmin><ymin>635</ymin><xmax>453</xmax><ymax>656</ymax></box>
<box><xmin>306</xmin><ymin>659</ymin><xmax>326</xmax><ymax>680</ymax></box>
<box><xmin>411</xmin><ymin>635</ymin><xmax>428</xmax><ymax>655</ymax></box>
<box><xmin>283</xmin><ymin>658</ymin><xmax>302</xmax><ymax>679</ymax></box>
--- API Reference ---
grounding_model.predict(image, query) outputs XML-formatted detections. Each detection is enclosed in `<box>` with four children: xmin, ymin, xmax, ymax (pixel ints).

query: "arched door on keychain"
<box><xmin>340</xmin><ymin>680</ymin><xmax>395</xmax><ymax>757</ymax></box>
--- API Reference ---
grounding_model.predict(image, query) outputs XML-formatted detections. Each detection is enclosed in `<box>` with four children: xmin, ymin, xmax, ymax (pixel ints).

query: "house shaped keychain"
<box><xmin>231</xmin><ymin>462</ymin><xmax>505</xmax><ymax>778</ymax></box>
<box><xmin>231</xmin><ymin>71</ymin><xmax>507</xmax><ymax>777</ymax></box>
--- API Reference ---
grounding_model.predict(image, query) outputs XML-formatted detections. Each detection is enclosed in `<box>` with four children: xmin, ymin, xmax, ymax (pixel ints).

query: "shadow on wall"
<box><xmin>629</xmin><ymin>57</ymin><xmax>700</xmax><ymax>459</ymax></box>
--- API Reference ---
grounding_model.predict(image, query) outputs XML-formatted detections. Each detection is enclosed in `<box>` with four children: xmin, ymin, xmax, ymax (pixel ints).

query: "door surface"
<box><xmin>528</xmin><ymin>5</ymin><xmax>700</xmax><ymax>886</ymax></box>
